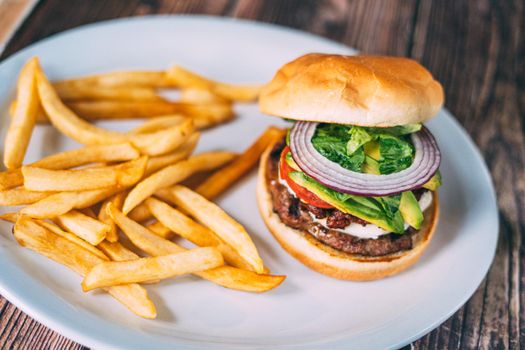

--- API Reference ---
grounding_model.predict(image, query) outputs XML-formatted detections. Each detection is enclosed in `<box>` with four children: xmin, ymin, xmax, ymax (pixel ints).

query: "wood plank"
<box><xmin>0</xmin><ymin>0</ymin><xmax>39</xmax><ymax>54</ymax></box>
<box><xmin>0</xmin><ymin>0</ymin><xmax>236</xmax><ymax>60</ymax></box>
<box><xmin>233</xmin><ymin>0</ymin><xmax>419</xmax><ymax>50</ymax></box>
<box><xmin>409</xmin><ymin>0</ymin><xmax>524</xmax><ymax>349</ymax></box>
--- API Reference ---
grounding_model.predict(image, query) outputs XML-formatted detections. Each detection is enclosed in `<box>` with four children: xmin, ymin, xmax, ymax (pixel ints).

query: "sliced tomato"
<box><xmin>279</xmin><ymin>147</ymin><xmax>333</xmax><ymax>209</ymax></box>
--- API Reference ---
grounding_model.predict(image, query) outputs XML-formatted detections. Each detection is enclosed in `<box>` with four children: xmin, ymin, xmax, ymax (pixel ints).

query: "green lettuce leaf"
<box><xmin>365</xmin><ymin>123</ymin><xmax>421</xmax><ymax>136</ymax></box>
<box><xmin>311</xmin><ymin>123</ymin><xmax>417</xmax><ymax>175</ymax></box>
<box><xmin>311</xmin><ymin>124</ymin><xmax>365</xmax><ymax>172</ymax></box>
<box><xmin>347</xmin><ymin>126</ymin><xmax>373</xmax><ymax>155</ymax></box>
<box><xmin>377</xmin><ymin>134</ymin><xmax>415</xmax><ymax>174</ymax></box>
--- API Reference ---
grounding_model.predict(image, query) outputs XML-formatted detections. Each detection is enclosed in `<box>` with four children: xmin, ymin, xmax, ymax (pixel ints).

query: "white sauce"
<box><xmin>278</xmin><ymin>172</ymin><xmax>297</xmax><ymax>195</ymax></box>
<box><xmin>278</xmin><ymin>165</ymin><xmax>434</xmax><ymax>240</ymax></box>
<box><xmin>418</xmin><ymin>191</ymin><xmax>433</xmax><ymax>213</ymax></box>
<box><xmin>313</xmin><ymin>217</ymin><xmax>390</xmax><ymax>239</ymax></box>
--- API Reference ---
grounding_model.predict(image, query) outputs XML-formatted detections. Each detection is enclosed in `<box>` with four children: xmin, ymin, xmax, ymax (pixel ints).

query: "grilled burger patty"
<box><xmin>266</xmin><ymin>140</ymin><xmax>422</xmax><ymax>257</ymax></box>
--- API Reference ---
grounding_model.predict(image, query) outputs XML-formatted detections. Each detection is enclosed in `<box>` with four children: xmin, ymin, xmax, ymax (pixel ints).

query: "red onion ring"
<box><xmin>289</xmin><ymin>121</ymin><xmax>441</xmax><ymax>196</ymax></box>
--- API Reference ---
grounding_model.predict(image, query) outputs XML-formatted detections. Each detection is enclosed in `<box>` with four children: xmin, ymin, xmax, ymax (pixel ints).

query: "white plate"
<box><xmin>0</xmin><ymin>16</ymin><xmax>498</xmax><ymax>350</ymax></box>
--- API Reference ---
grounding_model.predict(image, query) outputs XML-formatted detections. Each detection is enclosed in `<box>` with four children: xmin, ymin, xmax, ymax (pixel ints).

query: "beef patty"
<box><xmin>266</xmin><ymin>139</ymin><xmax>423</xmax><ymax>257</ymax></box>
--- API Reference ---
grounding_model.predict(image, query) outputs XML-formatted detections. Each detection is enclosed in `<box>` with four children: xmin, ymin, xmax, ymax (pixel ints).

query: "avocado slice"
<box><xmin>284</xmin><ymin>152</ymin><xmax>300</xmax><ymax>171</ymax></box>
<box><xmin>288</xmin><ymin>171</ymin><xmax>405</xmax><ymax>233</ymax></box>
<box><xmin>362</xmin><ymin>155</ymin><xmax>380</xmax><ymax>174</ymax></box>
<box><xmin>363</xmin><ymin>140</ymin><xmax>380</xmax><ymax>160</ymax></box>
<box><xmin>423</xmin><ymin>171</ymin><xmax>442</xmax><ymax>191</ymax></box>
<box><xmin>399</xmin><ymin>191</ymin><xmax>423</xmax><ymax>229</ymax></box>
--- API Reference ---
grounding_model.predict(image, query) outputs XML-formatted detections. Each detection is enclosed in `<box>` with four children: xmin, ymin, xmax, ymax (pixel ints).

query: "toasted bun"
<box><xmin>259</xmin><ymin>54</ymin><xmax>444</xmax><ymax>127</ymax></box>
<box><xmin>257</xmin><ymin>146</ymin><xmax>440</xmax><ymax>281</ymax></box>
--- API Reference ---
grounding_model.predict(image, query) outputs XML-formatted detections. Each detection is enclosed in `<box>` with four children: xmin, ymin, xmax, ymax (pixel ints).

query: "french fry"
<box><xmin>8</xmin><ymin>100</ymin><xmax>15</xmax><ymax>116</ymax></box>
<box><xmin>167</xmin><ymin>65</ymin><xmax>262</xmax><ymax>102</ymax></box>
<box><xmin>80</xmin><ymin>207</ymin><xmax>97</xmax><ymax>218</ymax></box>
<box><xmin>98</xmin><ymin>240</ymin><xmax>139</xmax><ymax>261</ymax></box>
<box><xmin>0</xmin><ymin>212</ymin><xmax>18</xmax><ymax>223</ymax></box>
<box><xmin>144</xmin><ymin>133</ymin><xmax>199</xmax><ymax>176</ymax></box>
<box><xmin>196</xmin><ymin>126</ymin><xmax>286</xmax><ymax>199</ymax></box>
<box><xmin>33</xmin><ymin>143</ymin><xmax>139</xmax><ymax>168</ymax></box>
<box><xmin>146</xmin><ymin>198</ymin><xmax>254</xmax><ymax>271</ymax></box>
<box><xmin>36</xmin><ymin>220</ymin><xmax>109</xmax><ymax>261</ymax></box>
<box><xmin>14</xmin><ymin>217</ymin><xmax>156</xmax><ymax>318</ymax></box>
<box><xmin>36</xmin><ymin>65</ymin><xmax>194</xmax><ymax>156</ymax></box>
<box><xmin>82</xmin><ymin>247</ymin><xmax>223</xmax><ymax>291</ymax></box>
<box><xmin>4</xmin><ymin>57</ymin><xmax>40</xmax><ymax>169</ymax></box>
<box><xmin>67</xmin><ymin>100</ymin><xmax>234</xmax><ymax>121</ymax></box>
<box><xmin>21</xmin><ymin>187</ymin><xmax>118</xmax><ymax>218</ymax></box>
<box><xmin>111</xmin><ymin>156</ymin><xmax>148</xmax><ymax>187</ymax></box>
<box><xmin>0</xmin><ymin>143</ymin><xmax>140</xmax><ymax>191</ymax></box>
<box><xmin>128</xmin><ymin>119</ymin><xmax>195</xmax><ymax>156</ymax></box>
<box><xmin>35</xmin><ymin>64</ymin><xmax>130</xmax><ymax>145</ymax></box>
<box><xmin>145</xmin><ymin>221</ymin><xmax>172</xmax><ymax>239</ymax></box>
<box><xmin>108</xmin><ymin>204</ymin><xmax>285</xmax><ymax>292</ymax></box>
<box><xmin>67</xmin><ymin>100</ymin><xmax>179</xmax><ymax>119</ymax></box>
<box><xmin>128</xmin><ymin>202</ymin><xmax>152</xmax><ymax>222</ymax></box>
<box><xmin>162</xmin><ymin>186</ymin><xmax>264</xmax><ymax>274</ymax></box>
<box><xmin>180</xmin><ymin>88</ymin><xmax>229</xmax><ymax>104</ymax></box>
<box><xmin>108</xmin><ymin>204</ymin><xmax>180</xmax><ymax>256</ymax></box>
<box><xmin>22</xmin><ymin>156</ymin><xmax>147</xmax><ymax>192</ymax></box>
<box><xmin>15</xmin><ymin>216</ymin><xmax>100</xmax><ymax>274</ymax></box>
<box><xmin>55</xmin><ymin>84</ymin><xmax>163</xmax><ymax>102</ymax></box>
<box><xmin>197</xmin><ymin>266</ymin><xmax>283</xmax><ymax>292</ymax></box>
<box><xmin>9</xmin><ymin>100</ymin><xmax>47</xmax><ymax>123</ymax></box>
<box><xmin>104</xmin><ymin>283</ymin><xmax>156</xmax><ymax>319</ymax></box>
<box><xmin>177</xmin><ymin>89</ymin><xmax>237</xmax><ymax>127</ymax></box>
<box><xmin>97</xmin><ymin>240</ymin><xmax>160</xmax><ymax>284</ymax></box>
<box><xmin>23</xmin><ymin>166</ymin><xmax>118</xmax><ymax>191</ymax></box>
<box><xmin>131</xmin><ymin>115</ymin><xmax>187</xmax><ymax>134</ymax></box>
<box><xmin>192</xmin><ymin>112</ymin><xmax>235</xmax><ymax>130</ymax></box>
<box><xmin>98</xmin><ymin>192</ymin><xmax>125</xmax><ymax>242</ymax></box>
<box><xmin>212</xmin><ymin>85</ymin><xmax>261</xmax><ymax>103</ymax></box>
<box><xmin>55</xmin><ymin>210</ymin><xmax>111</xmax><ymax>245</ymax></box>
<box><xmin>0</xmin><ymin>188</ymin><xmax>52</xmax><ymax>206</ymax></box>
<box><xmin>54</xmin><ymin>71</ymin><xmax>171</xmax><ymax>88</ymax></box>
<box><xmin>0</xmin><ymin>170</ymin><xmax>25</xmax><ymax>191</ymax></box>
<box><xmin>14</xmin><ymin>97</ymin><xmax>233</xmax><ymax>127</ymax></box>
<box><xmin>122</xmin><ymin>151</ymin><xmax>236</xmax><ymax>214</ymax></box>
<box><xmin>131</xmin><ymin>115</ymin><xmax>220</xmax><ymax>134</ymax></box>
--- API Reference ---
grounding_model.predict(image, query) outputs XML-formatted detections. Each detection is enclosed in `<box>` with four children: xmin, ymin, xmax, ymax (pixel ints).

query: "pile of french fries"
<box><xmin>0</xmin><ymin>57</ymin><xmax>286</xmax><ymax>319</ymax></box>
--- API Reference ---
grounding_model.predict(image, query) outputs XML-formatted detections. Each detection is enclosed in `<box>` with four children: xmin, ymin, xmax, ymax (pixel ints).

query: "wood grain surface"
<box><xmin>0</xmin><ymin>0</ymin><xmax>523</xmax><ymax>349</ymax></box>
<box><xmin>0</xmin><ymin>0</ymin><xmax>39</xmax><ymax>54</ymax></box>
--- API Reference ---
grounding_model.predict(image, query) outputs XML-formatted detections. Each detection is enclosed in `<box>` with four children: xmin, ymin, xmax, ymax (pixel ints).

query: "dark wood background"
<box><xmin>0</xmin><ymin>0</ymin><xmax>523</xmax><ymax>349</ymax></box>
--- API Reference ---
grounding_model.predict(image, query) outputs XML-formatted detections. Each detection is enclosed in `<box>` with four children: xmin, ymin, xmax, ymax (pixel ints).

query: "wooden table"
<box><xmin>0</xmin><ymin>0</ymin><xmax>522</xmax><ymax>349</ymax></box>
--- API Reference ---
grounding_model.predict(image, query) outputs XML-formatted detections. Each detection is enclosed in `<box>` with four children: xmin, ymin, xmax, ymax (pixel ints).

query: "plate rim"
<box><xmin>0</xmin><ymin>14</ymin><xmax>499</xmax><ymax>350</ymax></box>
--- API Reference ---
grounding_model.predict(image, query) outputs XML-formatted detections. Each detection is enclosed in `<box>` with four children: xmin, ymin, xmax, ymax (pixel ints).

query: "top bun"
<box><xmin>259</xmin><ymin>54</ymin><xmax>444</xmax><ymax>127</ymax></box>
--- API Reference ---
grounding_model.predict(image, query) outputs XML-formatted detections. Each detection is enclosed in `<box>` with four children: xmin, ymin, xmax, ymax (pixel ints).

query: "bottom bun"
<box><xmin>257</xmin><ymin>145</ymin><xmax>440</xmax><ymax>281</ymax></box>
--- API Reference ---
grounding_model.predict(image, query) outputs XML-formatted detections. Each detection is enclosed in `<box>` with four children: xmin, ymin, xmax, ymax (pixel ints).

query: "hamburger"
<box><xmin>257</xmin><ymin>54</ymin><xmax>443</xmax><ymax>280</ymax></box>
